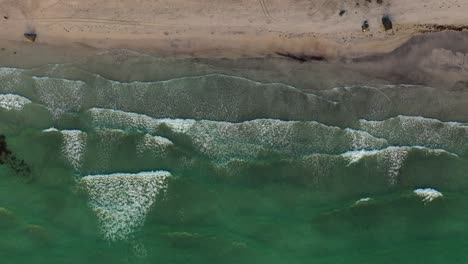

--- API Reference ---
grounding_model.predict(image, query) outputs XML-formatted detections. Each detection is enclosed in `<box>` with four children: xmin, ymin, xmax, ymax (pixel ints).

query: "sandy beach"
<box><xmin>0</xmin><ymin>0</ymin><xmax>467</xmax><ymax>60</ymax></box>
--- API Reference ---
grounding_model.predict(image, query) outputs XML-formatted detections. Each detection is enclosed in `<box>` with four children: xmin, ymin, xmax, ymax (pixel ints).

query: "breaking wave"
<box><xmin>80</xmin><ymin>171</ymin><xmax>171</xmax><ymax>241</ymax></box>
<box><xmin>2</xmin><ymin>63</ymin><xmax>468</xmax><ymax>243</ymax></box>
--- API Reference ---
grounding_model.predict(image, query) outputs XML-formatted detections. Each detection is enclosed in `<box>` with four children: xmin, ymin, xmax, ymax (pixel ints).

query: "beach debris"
<box><xmin>24</xmin><ymin>33</ymin><xmax>37</xmax><ymax>42</ymax></box>
<box><xmin>414</xmin><ymin>188</ymin><xmax>443</xmax><ymax>204</ymax></box>
<box><xmin>276</xmin><ymin>52</ymin><xmax>325</xmax><ymax>62</ymax></box>
<box><xmin>339</xmin><ymin>10</ymin><xmax>346</xmax><ymax>16</ymax></box>
<box><xmin>3</xmin><ymin>16</ymin><xmax>8</xmax><ymax>19</ymax></box>
<box><xmin>382</xmin><ymin>16</ymin><xmax>393</xmax><ymax>31</ymax></box>
<box><xmin>362</xmin><ymin>20</ymin><xmax>369</xmax><ymax>32</ymax></box>
<box><xmin>377</xmin><ymin>0</ymin><xmax>383</xmax><ymax>4</ymax></box>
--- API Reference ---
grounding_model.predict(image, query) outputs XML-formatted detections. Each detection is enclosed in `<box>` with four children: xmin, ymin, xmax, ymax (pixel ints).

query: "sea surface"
<box><xmin>1</xmin><ymin>51</ymin><xmax>468</xmax><ymax>263</ymax></box>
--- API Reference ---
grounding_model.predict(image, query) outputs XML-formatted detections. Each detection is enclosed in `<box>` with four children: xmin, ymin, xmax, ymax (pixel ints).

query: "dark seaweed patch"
<box><xmin>0</xmin><ymin>135</ymin><xmax>32</xmax><ymax>180</ymax></box>
<box><xmin>0</xmin><ymin>135</ymin><xmax>12</xmax><ymax>164</ymax></box>
<box><xmin>420</xmin><ymin>24</ymin><xmax>468</xmax><ymax>32</ymax></box>
<box><xmin>275</xmin><ymin>52</ymin><xmax>325</xmax><ymax>62</ymax></box>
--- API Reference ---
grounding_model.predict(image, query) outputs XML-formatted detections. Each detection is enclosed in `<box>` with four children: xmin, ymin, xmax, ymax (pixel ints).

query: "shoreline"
<box><xmin>0</xmin><ymin>31</ymin><xmax>467</xmax><ymax>91</ymax></box>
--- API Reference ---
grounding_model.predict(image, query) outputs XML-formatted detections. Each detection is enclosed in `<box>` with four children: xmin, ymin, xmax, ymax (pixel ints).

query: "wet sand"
<box><xmin>1</xmin><ymin>31</ymin><xmax>467</xmax><ymax>93</ymax></box>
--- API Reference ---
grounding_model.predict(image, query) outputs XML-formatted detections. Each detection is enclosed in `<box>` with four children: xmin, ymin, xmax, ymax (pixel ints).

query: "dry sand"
<box><xmin>0</xmin><ymin>0</ymin><xmax>467</xmax><ymax>59</ymax></box>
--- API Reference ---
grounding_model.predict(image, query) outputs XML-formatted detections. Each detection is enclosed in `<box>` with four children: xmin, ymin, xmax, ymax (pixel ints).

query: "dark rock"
<box><xmin>339</xmin><ymin>10</ymin><xmax>346</xmax><ymax>16</ymax></box>
<box><xmin>362</xmin><ymin>20</ymin><xmax>369</xmax><ymax>32</ymax></box>
<box><xmin>382</xmin><ymin>16</ymin><xmax>393</xmax><ymax>31</ymax></box>
<box><xmin>377</xmin><ymin>0</ymin><xmax>383</xmax><ymax>3</ymax></box>
<box><xmin>24</xmin><ymin>33</ymin><xmax>37</xmax><ymax>42</ymax></box>
<box><xmin>3</xmin><ymin>16</ymin><xmax>8</xmax><ymax>19</ymax></box>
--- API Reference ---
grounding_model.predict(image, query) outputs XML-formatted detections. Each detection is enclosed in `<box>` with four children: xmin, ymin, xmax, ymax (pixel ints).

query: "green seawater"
<box><xmin>1</xmin><ymin>52</ymin><xmax>468</xmax><ymax>263</ymax></box>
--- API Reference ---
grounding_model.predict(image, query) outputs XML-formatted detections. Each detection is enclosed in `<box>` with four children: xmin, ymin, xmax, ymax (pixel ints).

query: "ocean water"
<box><xmin>1</xmin><ymin>52</ymin><xmax>468</xmax><ymax>263</ymax></box>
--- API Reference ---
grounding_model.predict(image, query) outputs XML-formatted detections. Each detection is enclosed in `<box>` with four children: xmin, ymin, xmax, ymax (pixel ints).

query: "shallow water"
<box><xmin>1</xmin><ymin>54</ymin><xmax>468</xmax><ymax>263</ymax></box>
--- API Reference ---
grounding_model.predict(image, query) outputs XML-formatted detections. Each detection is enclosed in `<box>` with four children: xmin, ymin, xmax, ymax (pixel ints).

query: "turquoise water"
<box><xmin>1</xmin><ymin>53</ymin><xmax>468</xmax><ymax>263</ymax></box>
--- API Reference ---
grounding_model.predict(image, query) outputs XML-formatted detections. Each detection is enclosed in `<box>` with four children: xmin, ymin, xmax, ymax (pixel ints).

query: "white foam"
<box><xmin>89</xmin><ymin>109</ymin><xmax>388</xmax><ymax>162</ymax></box>
<box><xmin>0</xmin><ymin>68</ymin><xmax>24</xmax><ymax>93</ymax></box>
<box><xmin>345</xmin><ymin>128</ymin><xmax>388</xmax><ymax>150</ymax></box>
<box><xmin>0</xmin><ymin>94</ymin><xmax>31</xmax><ymax>110</ymax></box>
<box><xmin>89</xmin><ymin>109</ymin><xmax>468</xmax><ymax>166</ymax></box>
<box><xmin>33</xmin><ymin>76</ymin><xmax>85</xmax><ymax>117</ymax></box>
<box><xmin>360</xmin><ymin>115</ymin><xmax>467</xmax><ymax>127</ymax></box>
<box><xmin>411</xmin><ymin>146</ymin><xmax>459</xmax><ymax>157</ymax></box>
<box><xmin>414</xmin><ymin>188</ymin><xmax>443</xmax><ymax>203</ymax></box>
<box><xmin>298</xmin><ymin>154</ymin><xmax>338</xmax><ymax>185</ymax></box>
<box><xmin>354</xmin><ymin>197</ymin><xmax>372</xmax><ymax>205</ymax></box>
<box><xmin>42</xmin><ymin>127</ymin><xmax>59</xmax><ymax>132</ymax></box>
<box><xmin>341</xmin><ymin>147</ymin><xmax>409</xmax><ymax>185</ymax></box>
<box><xmin>80</xmin><ymin>171</ymin><xmax>171</xmax><ymax>241</ymax></box>
<box><xmin>136</xmin><ymin>134</ymin><xmax>173</xmax><ymax>156</ymax></box>
<box><xmin>341</xmin><ymin>149</ymin><xmax>381</xmax><ymax>164</ymax></box>
<box><xmin>87</xmin><ymin>108</ymin><xmax>196</xmax><ymax>133</ymax></box>
<box><xmin>383</xmin><ymin>147</ymin><xmax>409</xmax><ymax>185</ymax></box>
<box><xmin>61</xmin><ymin>130</ymin><xmax>87</xmax><ymax>171</ymax></box>
<box><xmin>0</xmin><ymin>67</ymin><xmax>22</xmax><ymax>75</ymax></box>
<box><xmin>158</xmin><ymin>118</ymin><xmax>197</xmax><ymax>133</ymax></box>
<box><xmin>42</xmin><ymin>128</ymin><xmax>87</xmax><ymax>171</ymax></box>
<box><xmin>184</xmin><ymin>119</ymin><xmax>387</xmax><ymax>161</ymax></box>
<box><xmin>359</xmin><ymin>116</ymin><xmax>468</xmax><ymax>155</ymax></box>
<box><xmin>342</xmin><ymin>146</ymin><xmax>458</xmax><ymax>165</ymax></box>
